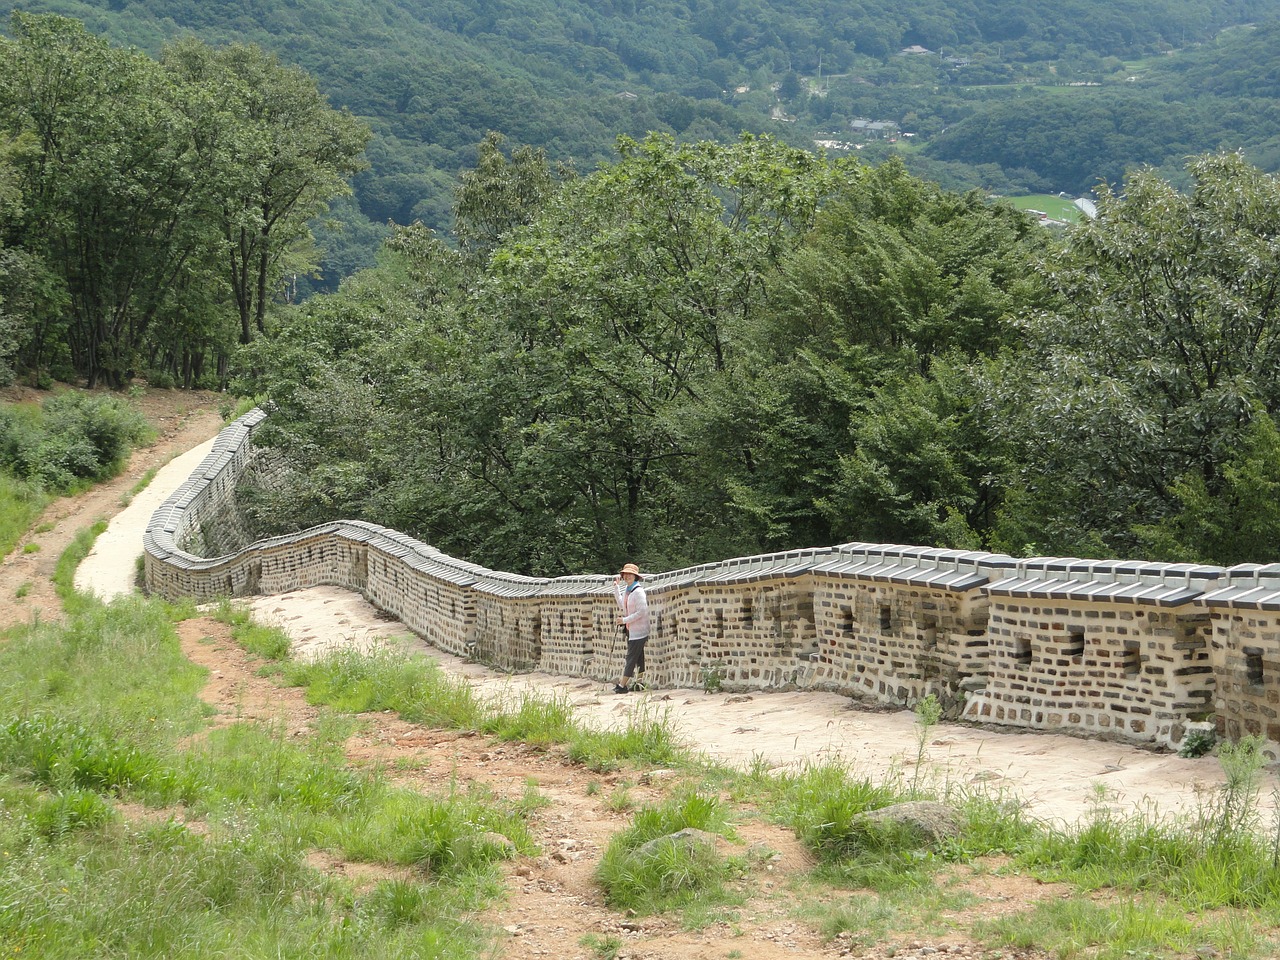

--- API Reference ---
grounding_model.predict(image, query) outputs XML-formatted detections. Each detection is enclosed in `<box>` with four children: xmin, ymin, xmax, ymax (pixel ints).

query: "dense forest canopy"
<box><xmin>0</xmin><ymin>13</ymin><xmax>369</xmax><ymax>388</ymax></box>
<box><xmin>231</xmin><ymin>134</ymin><xmax>1280</xmax><ymax>575</ymax></box>
<box><xmin>4</xmin><ymin>0</ymin><xmax>1280</xmax><ymax>284</ymax></box>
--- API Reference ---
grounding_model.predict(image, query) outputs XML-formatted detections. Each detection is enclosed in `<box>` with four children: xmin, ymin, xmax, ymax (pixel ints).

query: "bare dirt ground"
<box><xmin>7</xmin><ymin>387</ymin><xmax>1271</xmax><ymax>960</ymax></box>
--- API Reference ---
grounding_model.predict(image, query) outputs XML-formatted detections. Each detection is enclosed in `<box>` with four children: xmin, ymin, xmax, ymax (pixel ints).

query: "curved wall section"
<box><xmin>146</xmin><ymin>411</ymin><xmax>1280</xmax><ymax>756</ymax></box>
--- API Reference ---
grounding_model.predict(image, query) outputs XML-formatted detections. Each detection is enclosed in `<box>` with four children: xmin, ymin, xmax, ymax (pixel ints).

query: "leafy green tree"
<box><xmin>1136</xmin><ymin>410</ymin><xmax>1280</xmax><ymax>566</ymax></box>
<box><xmin>161</xmin><ymin>38</ymin><xmax>370</xmax><ymax>344</ymax></box>
<box><xmin>477</xmin><ymin>133</ymin><xmax>845</xmax><ymax>569</ymax></box>
<box><xmin>990</xmin><ymin>152</ymin><xmax>1280</xmax><ymax>558</ymax></box>
<box><xmin>818</xmin><ymin>365</ymin><xmax>993</xmax><ymax>549</ymax></box>
<box><xmin>0</xmin><ymin>132</ymin><xmax>29</xmax><ymax>384</ymax></box>
<box><xmin>707</xmin><ymin>159</ymin><xmax>1046</xmax><ymax>550</ymax></box>
<box><xmin>452</xmin><ymin>131</ymin><xmax>566</xmax><ymax>262</ymax></box>
<box><xmin>240</xmin><ymin>139</ymin><xmax>1054</xmax><ymax>573</ymax></box>
<box><xmin>0</xmin><ymin>13</ymin><xmax>233</xmax><ymax>388</ymax></box>
<box><xmin>231</xmin><ymin>222</ymin><xmax>477</xmax><ymax>542</ymax></box>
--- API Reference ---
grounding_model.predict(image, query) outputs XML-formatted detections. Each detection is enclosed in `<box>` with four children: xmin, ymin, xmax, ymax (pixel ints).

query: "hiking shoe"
<box><xmin>631</xmin><ymin>680</ymin><xmax>647</xmax><ymax>692</ymax></box>
<box><xmin>612</xmin><ymin>684</ymin><xmax>629</xmax><ymax>694</ymax></box>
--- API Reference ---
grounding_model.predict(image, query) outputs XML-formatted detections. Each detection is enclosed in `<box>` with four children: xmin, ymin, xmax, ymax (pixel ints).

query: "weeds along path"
<box><xmin>0</xmin><ymin>386</ymin><xmax>224</xmax><ymax>632</ymax></box>
<box><xmin>176</xmin><ymin>611</ymin><xmax>1060</xmax><ymax>960</ymax></box>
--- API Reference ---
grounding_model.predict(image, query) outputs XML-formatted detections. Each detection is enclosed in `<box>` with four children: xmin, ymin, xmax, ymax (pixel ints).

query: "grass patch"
<box><xmin>0</xmin><ymin>597</ymin><xmax>532</xmax><ymax>958</ymax></box>
<box><xmin>0</xmin><ymin>530</ymin><xmax>543</xmax><ymax>959</ymax></box>
<box><xmin>1005</xmin><ymin>192</ymin><xmax>1085</xmax><ymax>222</ymax></box>
<box><xmin>0</xmin><ymin>472</ymin><xmax>49</xmax><ymax>559</ymax></box>
<box><xmin>121</xmin><ymin>464</ymin><xmax>159</xmax><ymax>506</ymax></box>
<box><xmin>481</xmin><ymin>689</ymin><xmax>577</xmax><ymax>745</ymax></box>
<box><xmin>977</xmin><ymin>894</ymin><xmax>1268</xmax><ymax>960</ymax></box>
<box><xmin>285</xmin><ymin>644</ymin><xmax>484</xmax><ymax>728</ymax></box>
<box><xmin>596</xmin><ymin>789</ymin><xmax>744</xmax><ymax>918</ymax></box>
<box><xmin>567</xmin><ymin>701</ymin><xmax>686</xmax><ymax>772</ymax></box>
<box><xmin>273</xmin><ymin>627</ymin><xmax>690</xmax><ymax>775</ymax></box>
<box><xmin>210</xmin><ymin>600</ymin><xmax>294</xmax><ymax>660</ymax></box>
<box><xmin>51</xmin><ymin>520</ymin><xmax>107</xmax><ymax>615</ymax></box>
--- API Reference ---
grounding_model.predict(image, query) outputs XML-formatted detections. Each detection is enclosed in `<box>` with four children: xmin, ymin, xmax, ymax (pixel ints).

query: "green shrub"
<box><xmin>0</xmin><ymin>392</ymin><xmax>150</xmax><ymax>492</ymax></box>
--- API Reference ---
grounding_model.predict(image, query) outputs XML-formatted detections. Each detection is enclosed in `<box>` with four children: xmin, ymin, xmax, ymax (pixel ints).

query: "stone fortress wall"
<box><xmin>145</xmin><ymin>410</ymin><xmax>1280</xmax><ymax>756</ymax></box>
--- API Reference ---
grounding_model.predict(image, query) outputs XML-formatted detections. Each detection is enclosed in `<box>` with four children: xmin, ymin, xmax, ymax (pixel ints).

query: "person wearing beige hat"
<box><xmin>612</xmin><ymin>562</ymin><xmax>649</xmax><ymax>693</ymax></box>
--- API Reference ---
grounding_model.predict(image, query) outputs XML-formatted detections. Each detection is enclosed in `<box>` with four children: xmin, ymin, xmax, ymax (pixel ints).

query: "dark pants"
<box><xmin>623</xmin><ymin>634</ymin><xmax>648</xmax><ymax>680</ymax></box>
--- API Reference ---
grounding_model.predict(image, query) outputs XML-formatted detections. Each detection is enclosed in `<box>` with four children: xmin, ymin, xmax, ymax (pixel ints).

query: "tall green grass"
<box><xmin>0</xmin><ymin>538</ymin><xmax>539</xmax><ymax>959</ymax></box>
<box><xmin>596</xmin><ymin>790</ymin><xmax>744</xmax><ymax>917</ymax></box>
<box><xmin>0</xmin><ymin>472</ymin><xmax>49</xmax><ymax>559</ymax></box>
<box><xmin>753</xmin><ymin>745</ymin><xmax>1280</xmax><ymax>957</ymax></box>
<box><xmin>281</xmin><ymin>636</ymin><xmax>690</xmax><ymax>773</ymax></box>
<box><xmin>284</xmin><ymin>644</ymin><xmax>484</xmax><ymax>728</ymax></box>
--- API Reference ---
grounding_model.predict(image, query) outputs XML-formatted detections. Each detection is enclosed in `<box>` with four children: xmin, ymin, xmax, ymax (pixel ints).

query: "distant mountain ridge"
<box><xmin>4</xmin><ymin>0</ymin><xmax>1276</xmax><ymax>259</ymax></box>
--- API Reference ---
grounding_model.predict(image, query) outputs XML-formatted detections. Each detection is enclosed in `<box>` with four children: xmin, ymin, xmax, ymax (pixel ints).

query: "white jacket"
<box><xmin>615</xmin><ymin>581</ymin><xmax>650</xmax><ymax>640</ymax></box>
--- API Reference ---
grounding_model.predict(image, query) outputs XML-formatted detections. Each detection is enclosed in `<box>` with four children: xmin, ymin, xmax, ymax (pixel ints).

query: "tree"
<box><xmin>0</xmin><ymin>133</ymin><xmax>27</xmax><ymax>384</ymax></box>
<box><xmin>709</xmin><ymin>159</ymin><xmax>1045</xmax><ymax>550</ymax></box>
<box><xmin>1136</xmin><ymin>410</ymin><xmax>1280</xmax><ymax>566</ymax></box>
<box><xmin>0</xmin><ymin>13</ymin><xmax>224</xmax><ymax>388</ymax></box>
<box><xmin>479</xmin><ymin>133</ymin><xmax>846</xmax><ymax>568</ymax></box>
<box><xmin>161</xmin><ymin>39</ymin><xmax>370</xmax><ymax>345</ymax></box>
<box><xmin>452</xmin><ymin>131</ymin><xmax>565</xmax><ymax>263</ymax></box>
<box><xmin>990</xmin><ymin>152</ymin><xmax>1280</xmax><ymax>558</ymax></box>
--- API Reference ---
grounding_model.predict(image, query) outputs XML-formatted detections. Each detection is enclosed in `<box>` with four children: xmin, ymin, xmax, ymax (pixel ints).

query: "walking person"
<box><xmin>613</xmin><ymin>562</ymin><xmax>649</xmax><ymax>693</ymax></box>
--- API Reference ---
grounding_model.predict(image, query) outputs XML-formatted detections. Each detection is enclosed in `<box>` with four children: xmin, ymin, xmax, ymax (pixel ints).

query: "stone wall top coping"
<box><xmin>1013</xmin><ymin>556</ymin><xmax>1223</xmax><ymax>582</ymax></box>
<box><xmin>812</xmin><ymin>556</ymin><xmax>990</xmax><ymax>591</ymax></box>
<box><xmin>835</xmin><ymin>542</ymin><xmax>1016</xmax><ymax>568</ymax></box>
<box><xmin>984</xmin><ymin>574</ymin><xmax>1204</xmax><ymax>607</ymax></box>
<box><xmin>1202</xmin><ymin>582</ymin><xmax>1280</xmax><ymax>610</ymax></box>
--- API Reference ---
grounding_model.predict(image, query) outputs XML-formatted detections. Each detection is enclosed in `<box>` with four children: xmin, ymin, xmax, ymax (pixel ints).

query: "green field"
<box><xmin>1005</xmin><ymin>193</ymin><xmax>1087</xmax><ymax>223</ymax></box>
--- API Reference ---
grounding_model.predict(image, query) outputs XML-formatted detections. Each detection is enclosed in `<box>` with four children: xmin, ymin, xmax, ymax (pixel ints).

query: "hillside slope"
<box><xmin>4</xmin><ymin>0</ymin><xmax>1275</xmax><ymax>255</ymax></box>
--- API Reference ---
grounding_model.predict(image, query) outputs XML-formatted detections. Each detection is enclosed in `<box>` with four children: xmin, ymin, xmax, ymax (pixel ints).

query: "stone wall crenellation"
<box><xmin>144</xmin><ymin>411</ymin><xmax>1280</xmax><ymax>757</ymax></box>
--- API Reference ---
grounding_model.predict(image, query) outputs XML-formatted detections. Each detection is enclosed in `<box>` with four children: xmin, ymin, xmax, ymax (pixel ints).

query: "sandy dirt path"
<box><xmin>0</xmin><ymin>387</ymin><xmax>223</xmax><ymax>631</ymax></box>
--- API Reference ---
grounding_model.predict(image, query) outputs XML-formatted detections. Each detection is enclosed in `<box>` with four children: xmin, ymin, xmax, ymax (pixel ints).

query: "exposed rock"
<box><xmin>861</xmin><ymin>801</ymin><xmax>961</xmax><ymax>847</ymax></box>
<box><xmin>635</xmin><ymin>827</ymin><xmax>724</xmax><ymax>859</ymax></box>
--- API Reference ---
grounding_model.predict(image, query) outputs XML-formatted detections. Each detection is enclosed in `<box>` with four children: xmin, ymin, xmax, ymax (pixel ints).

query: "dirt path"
<box><xmin>0</xmin><ymin>388</ymin><xmax>1243</xmax><ymax>959</ymax></box>
<box><xmin>176</xmin><ymin>611</ymin><xmax>1059</xmax><ymax>960</ymax></box>
<box><xmin>0</xmin><ymin>387</ymin><xmax>223</xmax><ymax>631</ymax></box>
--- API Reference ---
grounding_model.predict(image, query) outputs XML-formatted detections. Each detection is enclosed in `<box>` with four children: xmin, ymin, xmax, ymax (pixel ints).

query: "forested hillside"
<box><xmin>3</xmin><ymin>0</ymin><xmax>1278</xmax><ymax>269</ymax></box>
<box><xmin>230</xmin><ymin>137</ymin><xmax>1280</xmax><ymax>576</ymax></box>
<box><xmin>923</xmin><ymin>21</ymin><xmax>1280</xmax><ymax>191</ymax></box>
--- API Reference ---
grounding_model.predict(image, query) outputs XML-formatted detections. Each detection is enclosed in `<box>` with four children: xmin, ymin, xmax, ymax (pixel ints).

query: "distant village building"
<box><xmin>899</xmin><ymin>44</ymin><xmax>931</xmax><ymax>55</ymax></box>
<box><xmin>615</xmin><ymin>91</ymin><xmax>638</xmax><ymax>101</ymax></box>
<box><xmin>850</xmin><ymin>118</ymin><xmax>899</xmax><ymax>138</ymax></box>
